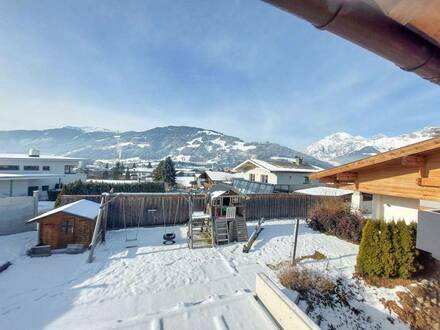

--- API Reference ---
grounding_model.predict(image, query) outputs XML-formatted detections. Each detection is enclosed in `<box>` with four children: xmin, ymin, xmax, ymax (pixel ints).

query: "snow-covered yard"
<box><xmin>0</xmin><ymin>220</ymin><xmax>408</xmax><ymax>329</ymax></box>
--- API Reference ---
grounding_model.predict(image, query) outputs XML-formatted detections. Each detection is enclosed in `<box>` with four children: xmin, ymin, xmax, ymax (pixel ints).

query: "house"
<box><xmin>0</xmin><ymin>149</ymin><xmax>86</xmax><ymax>198</ymax></box>
<box><xmin>233</xmin><ymin>158</ymin><xmax>320</xmax><ymax>190</ymax></box>
<box><xmin>198</xmin><ymin>170</ymin><xmax>237</xmax><ymax>188</ymax></box>
<box><xmin>27</xmin><ymin>199</ymin><xmax>100</xmax><ymax>249</ymax></box>
<box><xmin>309</xmin><ymin>137</ymin><xmax>440</xmax><ymax>260</ymax></box>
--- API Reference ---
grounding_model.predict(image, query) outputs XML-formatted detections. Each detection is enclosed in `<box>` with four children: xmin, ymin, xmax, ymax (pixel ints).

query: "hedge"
<box><xmin>308</xmin><ymin>198</ymin><xmax>366</xmax><ymax>243</ymax></box>
<box><xmin>55</xmin><ymin>180</ymin><xmax>165</xmax><ymax>207</ymax></box>
<box><xmin>356</xmin><ymin>219</ymin><xmax>420</xmax><ymax>279</ymax></box>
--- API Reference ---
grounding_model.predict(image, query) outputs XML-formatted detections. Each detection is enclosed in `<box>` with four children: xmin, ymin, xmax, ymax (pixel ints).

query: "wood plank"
<box><xmin>417</xmin><ymin>177</ymin><xmax>440</xmax><ymax>187</ymax></box>
<box><xmin>401</xmin><ymin>155</ymin><xmax>426</xmax><ymax>167</ymax></box>
<box><xmin>336</xmin><ymin>172</ymin><xmax>358</xmax><ymax>182</ymax></box>
<box><xmin>374</xmin><ymin>0</ymin><xmax>440</xmax><ymax>47</ymax></box>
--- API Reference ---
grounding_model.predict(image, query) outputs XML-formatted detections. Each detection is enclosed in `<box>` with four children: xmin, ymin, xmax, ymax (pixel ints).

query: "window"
<box><xmin>249</xmin><ymin>174</ymin><xmax>255</xmax><ymax>182</ymax></box>
<box><xmin>0</xmin><ymin>165</ymin><xmax>19</xmax><ymax>171</ymax></box>
<box><xmin>42</xmin><ymin>166</ymin><xmax>50</xmax><ymax>171</ymax></box>
<box><xmin>60</xmin><ymin>220</ymin><xmax>73</xmax><ymax>234</ymax></box>
<box><xmin>27</xmin><ymin>186</ymin><xmax>39</xmax><ymax>196</ymax></box>
<box><xmin>64</xmin><ymin>165</ymin><xmax>76</xmax><ymax>174</ymax></box>
<box><xmin>42</xmin><ymin>185</ymin><xmax>49</xmax><ymax>191</ymax></box>
<box><xmin>24</xmin><ymin>165</ymin><xmax>39</xmax><ymax>171</ymax></box>
<box><xmin>304</xmin><ymin>176</ymin><xmax>310</xmax><ymax>184</ymax></box>
<box><xmin>260</xmin><ymin>174</ymin><xmax>268</xmax><ymax>183</ymax></box>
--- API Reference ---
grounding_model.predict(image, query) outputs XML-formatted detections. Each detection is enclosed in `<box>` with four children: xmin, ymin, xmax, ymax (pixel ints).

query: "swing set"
<box><xmin>88</xmin><ymin>192</ymin><xmax>186</xmax><ymax>262</ymax></box>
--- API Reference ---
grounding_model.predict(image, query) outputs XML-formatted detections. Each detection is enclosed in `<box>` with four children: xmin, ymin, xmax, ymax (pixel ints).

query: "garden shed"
<box><xmin>27</xmin><ymin>199</ymin><xmax>100</xmax><ymax>249</ymax></box>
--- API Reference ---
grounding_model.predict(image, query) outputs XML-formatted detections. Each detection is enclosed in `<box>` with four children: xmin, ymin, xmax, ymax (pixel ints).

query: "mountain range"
<box><xmin>0</xmin><ymin>126</ymin><xmax>331</xmax><ymax>169</ymax></box>
<box><xmin>306</xmin><ymin>127</ymin><xmax>440</xmax><ymax>165</ymax></box>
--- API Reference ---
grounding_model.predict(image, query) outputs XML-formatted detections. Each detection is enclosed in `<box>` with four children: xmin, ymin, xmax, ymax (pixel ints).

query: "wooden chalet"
<box><xmin>27</xmin><ymin>199</ymin><xmax>100</xmax><ymax>250</ymax></box>
<box><xmin>310</xmin><ymin>137</ymin><xmax>440</xmax><ymax>259</ymax></box>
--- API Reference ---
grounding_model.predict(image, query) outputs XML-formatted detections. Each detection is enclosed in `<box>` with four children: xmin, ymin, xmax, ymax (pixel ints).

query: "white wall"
<box><xmin>242</xmin><ymin>167</ymin><xmax>277</xmax><ymax>184</ymax></box>
<box><xmin>0</xmin><ymin>196</ymin><xmax>37</xmax><ymax>235</ymax></box>
<box><xmin>372</xmin><ymin>194</ymin><xmax>420</xmax><ymax>223</ymax></box>
<box><xmin>240</xmin><ymin>167</ymin><xmax>312</xmax><ymax>185</ymax></box>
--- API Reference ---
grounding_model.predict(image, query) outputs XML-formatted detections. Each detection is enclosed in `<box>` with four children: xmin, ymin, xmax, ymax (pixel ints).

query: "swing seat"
<box><xmin>163</xmin><ymin>233</ymin><xmax>176</xmax><ymax>245</ymax></box>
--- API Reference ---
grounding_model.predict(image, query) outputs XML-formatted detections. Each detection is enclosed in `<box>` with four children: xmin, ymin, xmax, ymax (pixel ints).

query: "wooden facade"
<box><xmin>310</xmin><ymin>137</ymin><xmax>440</xmax><ymax>202</ymax></box>
<box><xmin>37</xmin><ymin>212</ymin><xmax>95</xmax><ymax>249</ymax></box>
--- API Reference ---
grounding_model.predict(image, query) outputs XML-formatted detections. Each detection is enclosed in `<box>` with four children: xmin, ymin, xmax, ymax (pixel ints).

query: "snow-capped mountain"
<box><xmin>306</xmin><ymin>127</ymin><xmax>440</xmax><ymax>165</ymax></box>
<box><xmin>0</xmin><ymin>126</ymin><xmax>331</xmax><ymax>169</ymax></box>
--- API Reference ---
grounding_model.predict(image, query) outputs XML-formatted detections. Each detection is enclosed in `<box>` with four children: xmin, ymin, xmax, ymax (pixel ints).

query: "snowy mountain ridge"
<box><xmin>0</xmin><ymin>126</ymin><xmax>331</xmax><ymax>169</ymax></box>
<box><xmin>306</xmin><ymin>127</ymin><xmax>440</xmax><ymax>165</ymax></box>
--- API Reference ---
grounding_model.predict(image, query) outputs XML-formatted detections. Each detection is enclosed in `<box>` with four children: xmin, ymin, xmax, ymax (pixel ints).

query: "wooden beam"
<box><xmin>336</xmin><ymin>172</ymin><xmax>358</xmax><ymax>182</ymax></box>
<box><xmin>321</xmin><ymin>177</ymin><xmax>338</xmax><ymax>184</ymax></box>
<box><xmin>401</xmin><ymin>155</ymin><xmax>425</xmax><ymax>167</ymax></box>
<box><xmin>417</xmin><ymin>177</ymin><xmax>440</xmax><ymax>187</ymax></box>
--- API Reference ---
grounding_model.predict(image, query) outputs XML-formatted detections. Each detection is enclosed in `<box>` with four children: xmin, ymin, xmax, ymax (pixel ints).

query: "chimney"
<box><xmin>293</xmin><ymin>156</ymin><xmax>304</xmax><ymax>166</ymax></box>
<box><xmin>28</xmin><ymin>149</ymin><xmax>40</xmax><ymax>157</ymax></box>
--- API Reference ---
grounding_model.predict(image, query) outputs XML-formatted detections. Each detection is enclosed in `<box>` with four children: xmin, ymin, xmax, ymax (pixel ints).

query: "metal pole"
<box><xmin>291</xmin><ymin>218</ymin><xmax>300</xmax><ymax>265</ymax></box>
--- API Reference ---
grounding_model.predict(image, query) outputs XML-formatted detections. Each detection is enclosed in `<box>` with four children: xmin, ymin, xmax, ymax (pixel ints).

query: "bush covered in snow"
<box><xmin>356</xmin><ymin>219</ymin><xmax>421</xmax><ymax>279</ymax></box>
<box><xmin>308</xmin><ymin>198</ymin><xmax>365</xmax><ymax>243</ymax></box>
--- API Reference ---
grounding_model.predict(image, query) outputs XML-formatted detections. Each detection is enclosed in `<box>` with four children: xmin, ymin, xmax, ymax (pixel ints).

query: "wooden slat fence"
<box><xmin>245</xmin><ymin>193</ymin><xmax>322</xmax><ymax>220</ymax></box>
<box><xmin>60</xmin><ymin>193</ymin><xmax>335</xmax><ymax>229</ymax></box>
<box><xmin>60</xmin><ymin>194</ymin><xmax>207</xmax><ymax>229</ymax></box>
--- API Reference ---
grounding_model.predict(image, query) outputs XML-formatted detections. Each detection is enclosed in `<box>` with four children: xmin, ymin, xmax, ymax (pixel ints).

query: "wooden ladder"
<box><xmin>189</xmin><ymin>216</ymin><xmax>213</xmax><ymax>249</ymax></box>
<box><xmin>214</xmin><ymin>218</ymin><xmax>229</xmax><ymax>245</ymax></box>
<box><xmin>234</xmin><ymin>218</ymin><xmax>248</xmax><ymax>242</ymax></box>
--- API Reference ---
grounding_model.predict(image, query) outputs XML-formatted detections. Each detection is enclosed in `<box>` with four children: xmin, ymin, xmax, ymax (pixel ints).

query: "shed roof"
<box><xmin>310</xmin><ymin>137</ymin><xmax>440</xmax><ymax>180</ymax></box>
<box><xmin>28</xmin><ymin>199</ymin><xmax>100</xmax><ymax>223</ymax></box>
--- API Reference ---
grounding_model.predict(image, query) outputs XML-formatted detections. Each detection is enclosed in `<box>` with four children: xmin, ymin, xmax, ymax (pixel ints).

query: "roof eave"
<box><xmin>310</xmin><ymin>137</ymin><xmax>440</xmax><ymax>180</ymax></box>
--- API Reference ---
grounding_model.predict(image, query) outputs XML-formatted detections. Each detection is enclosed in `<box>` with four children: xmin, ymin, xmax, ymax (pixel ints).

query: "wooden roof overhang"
<box><xmin>263</xmin><ymin>0</ymin><xmax>440</xmax><ymax>86</ymax></box>
<box><xmin>309</xmin><ymin>137</ymin><xmax>440</xmax><ymax>201</ymax></box>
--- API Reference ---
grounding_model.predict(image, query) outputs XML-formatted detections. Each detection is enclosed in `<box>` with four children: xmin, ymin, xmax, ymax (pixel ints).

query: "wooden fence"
<box><xmin>60</xmin><ymin>193</ymin><xmax>332</xmax><ymax>229</ymax></box>
<box><xmin>60</xmin><ymin>194</ymin><xmax>207</xmax><ymax>229</ymax></box>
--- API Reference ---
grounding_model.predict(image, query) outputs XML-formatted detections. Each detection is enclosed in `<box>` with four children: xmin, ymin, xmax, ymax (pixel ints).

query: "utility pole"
<box><xmin>291</xmin><ymin>218</ymin><xmax>300</xmax><ymax>265</ymax></box>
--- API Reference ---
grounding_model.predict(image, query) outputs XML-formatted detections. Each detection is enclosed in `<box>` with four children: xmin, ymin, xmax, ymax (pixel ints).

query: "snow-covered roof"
<box><xmin>234</xmin><ymin>159</ymin><xmax>320</xmax><ymax>173</ymax></box>
<box><xmin>0</xmin><ymin>153</ymin><xmax>84</xmax><ymax>161</ymax></box>
<box><xmin>211</xmin><ymin>190</ymin><xmax>227</xmax><ymax>199</ymax></box>
<box><xmin>28</xmin><ymin>199</ymin><xmax>100</xmax><ymax>223</ymax></box>
<box><xmin>205</xmin><ymin>171</ymin><xmax>234</xmax><ymax>182</ymax></box>
<box><xmin>0</xmin><ymin>173</ymin><xmax>66</xmax><ymax>181</ymax></box>
<box><xmin>295</xmin><ymin>186</ymin><xmax>353</xmax><ymax>197</ymax></box>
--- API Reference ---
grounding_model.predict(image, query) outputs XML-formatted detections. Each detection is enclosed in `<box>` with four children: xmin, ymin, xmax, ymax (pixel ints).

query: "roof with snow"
<box><xmin>295</xmin><ymin>186</ymin><xmax>353</xmax><ymax>197</ymax></box>
<box><xmin>27</xmin><ymin>199</ymin><xmax>100</xmax><ymax>223</ymax></box>
<box><xmin>233</xmin><ymin>158</ymin><xmax>320</xmax><ymax>173</ymax></box>
<box><xmin>0</xmin><ymin>153</ymin><xmax>84</xmax><ymax>161</ymax></box>
<box><xmin>203</xmin><ymin>171</ymin><xmax>235</xmax><ymax>182</ymax></box>
<box><xmin>0</xmin><ymin>173</ymin><xmax>67</xmax><ymax>181</ymax></box>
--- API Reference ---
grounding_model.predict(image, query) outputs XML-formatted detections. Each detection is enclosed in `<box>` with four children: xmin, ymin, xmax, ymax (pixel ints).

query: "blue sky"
<box><xmin>0</xmin><ymin>0</ymin><xmax>439</xmax><ymax>150</ymax></box>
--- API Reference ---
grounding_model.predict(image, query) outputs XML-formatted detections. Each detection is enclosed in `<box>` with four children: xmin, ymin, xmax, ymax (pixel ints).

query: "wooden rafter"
<box><xmin>336</xmin><ymin>172</ymin><xmax>358</xmax><ymax>182</ymax></box>
<box><xmin>401</xmin><ymin>155</ymin><xmax>426</xmax><ymax>167</ymax></box>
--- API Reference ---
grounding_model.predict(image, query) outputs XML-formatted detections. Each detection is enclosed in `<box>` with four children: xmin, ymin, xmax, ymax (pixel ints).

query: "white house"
<box><xmin>0</xmin><ymin>149</ymin><xmax>86</xmax><ymax>198</ymax></box>
<box><xmin>233</xmin><ymin>158</ymin><xmax>320</xmax><ymax>186</ymax></box>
